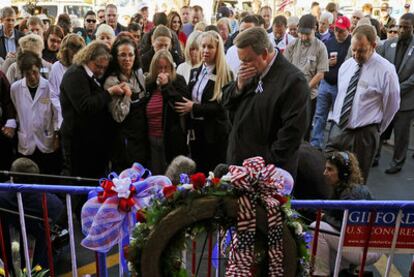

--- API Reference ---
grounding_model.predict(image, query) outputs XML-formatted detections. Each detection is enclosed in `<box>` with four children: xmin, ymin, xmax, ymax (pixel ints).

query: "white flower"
<box><xmin>112</xmin><ymin>177</ymin><xmax>132</xmax><ymax>199</ymax></box>
<box><xmin>292</xmin><ymin>221</ymin><xmax>303</xmax><ymax>235</ymax></box>
<box><xmin>181</xmin><ymin>183</ymin><xmax>193</xmax><ymax>190</ymax></box>
<box><xmin>221</xmin><ymin>173</ymin><xmax>232</xmax><ymax>182</ymax></box>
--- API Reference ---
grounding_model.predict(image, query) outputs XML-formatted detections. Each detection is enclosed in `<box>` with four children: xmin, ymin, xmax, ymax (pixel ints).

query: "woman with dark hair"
<box><xmin>104</xmin><ymin>37</ymin><xmax>149</xmax><ymax>170</ymax></box>
<box><xmin>167</xmin><ymin>11</ymin><xmax>187</xmax><ymax>49</ymax></box>
<box><xmin>49</xmin><ymin>34</ymin><xmax>86</xmax><ymax>128</ymax></box>
<box><xmin>56</xmin><ymin>13</ymin><xmax>72</xmax><ymax>35</ymax></box>
<box><xmin>145</xmin><ymin>49</ymin><xmax>188</xmax><ymax>174</ymax></box>
<box><xmin>60</xmin><ymin>41</ymin><xmax>127</xmax><ymax>179</ymax></box>
<box><xmin>130</xmin><ymin>13</ymin><xmax>144</xmax><ymax>29</ymax></box>
<box><xmin>310</xmin><ymin>151</ymin><xmax>381</xmax><ymax>276</ymax></box>
<box><xmin>127</xmin><ymin>22</ymin><xmax>142</xmax><ymax>46</ymax></box>
<box><xmin>42</xmin><ymin>25</ymin><xmax>64</xmax><ymax>64</ymax></box>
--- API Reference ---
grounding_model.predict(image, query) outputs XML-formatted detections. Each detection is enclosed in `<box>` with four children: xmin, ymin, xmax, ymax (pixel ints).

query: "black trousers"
<box><xmin>391</xmin><ymin>110</ymin><xmax>414</xmax><ymax>167</ymax></box>
<box><xmin>190</xmin><ymin>120</ymin><xmax>227</xmax><ymax>175</ymax></box>
<box><xmin>325</xmin><ymin>123</ymin><xmax>379</xmax><ymax>184</ymax></box>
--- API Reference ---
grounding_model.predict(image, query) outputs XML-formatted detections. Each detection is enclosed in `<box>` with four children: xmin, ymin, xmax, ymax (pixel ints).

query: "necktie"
<box><xmin>338</xmin><ymin>63</ymin><xmax>362</xmax><ymax>129</ymax></box>
<box><xmin>195</xmin><ymin>67</ymin><xmax>208</xmax><ymax>102</ymax></box>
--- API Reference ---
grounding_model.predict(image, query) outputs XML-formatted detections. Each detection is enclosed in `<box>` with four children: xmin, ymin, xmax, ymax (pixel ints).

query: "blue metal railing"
<box><xmin>1</xmin><ymin>183</ymin><xmax>414</xmax><ymax>277</ymax></box>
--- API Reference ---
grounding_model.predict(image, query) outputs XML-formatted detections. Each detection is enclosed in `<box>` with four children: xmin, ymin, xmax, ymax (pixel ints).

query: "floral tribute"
<box><xmin>81</xmin><ymin>163</ymin><xmax>171</xmax><ymax>253</ymax></box>
<box><xmin>128</xmin><ymin>157</ymin><xmax>311</xmax><ymax>276</ymax></box>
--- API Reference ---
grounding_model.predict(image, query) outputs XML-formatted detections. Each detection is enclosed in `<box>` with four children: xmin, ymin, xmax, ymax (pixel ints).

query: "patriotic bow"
<box><xmin>225</xmin><ymin>157</ymin><xmax>289</xmax><ymax>277</ymax></box>
<box><xmin>81</xmin><ymin>163</ymin><xmax>171</xmax><ymax>253</ymax></box>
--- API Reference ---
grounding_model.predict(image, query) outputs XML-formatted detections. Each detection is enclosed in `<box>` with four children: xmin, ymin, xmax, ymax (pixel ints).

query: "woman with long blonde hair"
<box><xmin>175</xmin><ymin>30</ymin><xmax>233</xmax><ymax>173</ymax></box>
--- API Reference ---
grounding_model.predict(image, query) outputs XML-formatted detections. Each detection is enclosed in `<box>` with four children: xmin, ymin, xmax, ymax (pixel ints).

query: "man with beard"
<box><xmin>284</xmin><ymin>14</ymin><xmax>329</xmax><ymax>141</ymax></box>
<box><xmin>326</xmin><ymin>25</ymin><xmax>400</xmax><ymax>183</ymax></box>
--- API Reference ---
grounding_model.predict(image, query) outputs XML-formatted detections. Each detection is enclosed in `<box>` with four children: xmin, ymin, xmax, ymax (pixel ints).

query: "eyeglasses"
<box><xmin>86</xmin><ymin>19</ymin><xmax>96</xmax><ymax>23</ymax></box>
<box><xmin>118</xmin><ymin>53</ymin><xmax>135</xmax><ymax>59</ymax></box>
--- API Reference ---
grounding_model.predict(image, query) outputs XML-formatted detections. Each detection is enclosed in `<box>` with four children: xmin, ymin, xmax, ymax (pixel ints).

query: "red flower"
<box><xmin>211</xmin><ymin>177</ymin><xmax>221</xmax><ymax>186</ymax></box>
<box><xmin>136</xmin><ymin>210</ymin><xmax>146</xmax><ymax>223</ymax></box>
<box><xmin>273</xmin><ymin>194</ymin><xmax>288</xmax><ymax>206</ymax></box>
<box><xmin>191</xmin><ymin>172</ymin><xmax>206</xmax><ymax>190</ymax></box>
<box><xmin>163</xmin><ymin>185</ymin><xmax>177</xmax><ymax>199</ymax></box>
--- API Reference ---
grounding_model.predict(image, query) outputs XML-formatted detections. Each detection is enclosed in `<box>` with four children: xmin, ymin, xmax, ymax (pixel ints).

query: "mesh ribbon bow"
<box><xmin>81</xmin><ymin>163</ymin><xmax>171</xmax><ymax>253</ymax></box>
<box><xmin>225</xmin><ymin>157</ymin><xmax>287</xmax><ymax>277</ymax></box>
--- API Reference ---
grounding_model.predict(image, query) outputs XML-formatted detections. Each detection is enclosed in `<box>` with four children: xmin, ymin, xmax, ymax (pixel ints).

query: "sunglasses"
<box><xmin>388</xmin><ymin>30</ymin><xmax>398</xmax><ymax>34</ymax></box>
<box><xmin>86</xmin><ymin>19</ymin><xmax>96</xmax><ymax>23</ymax></box>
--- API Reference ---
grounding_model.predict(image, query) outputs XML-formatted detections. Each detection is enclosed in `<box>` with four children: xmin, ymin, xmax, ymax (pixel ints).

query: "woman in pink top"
<box><xmin>145</xmin><ymin>49</ymin><xmax>188</xmax><ymax>174</ymax></box>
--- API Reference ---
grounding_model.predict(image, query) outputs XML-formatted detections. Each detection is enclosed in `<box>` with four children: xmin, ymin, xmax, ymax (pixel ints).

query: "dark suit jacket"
<box><xmin>0</xmin><ymin>71</ymin><xmax>15</xmax><ymax>127</ymax></box>
<box><xmin>188</xmin><ymin>66</ymin><xmax>230</xmax><ymax>144</ymax></box>
<box><xmin>222</xmin><ymin>53</ymin><xmax>310</xmax><ymax>177</ymax></box>
<box><xmin>60</xmin><ymin>64</ymin><xmax>114</xmax><ymax>177</ymax></box>
<box><xmin>0</xmin><ymin>28</ymin><xmax>24</xmax><ymax>59</ymax></box>
<box><xmin>378</xmin><ymin>37</ymin><xmax>414</xmax><ymax>111</ymax></box>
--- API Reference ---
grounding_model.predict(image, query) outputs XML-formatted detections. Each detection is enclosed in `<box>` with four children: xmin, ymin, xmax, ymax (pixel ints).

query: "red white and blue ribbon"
<box><xmin>225</xmin><ymin>157</ymin><xmax>291</xmax><ymax>277</ymax></box>
<box><xmin>81</xmin><ymin>163</ymin><xmax>171</xmax><ymax>253</ymax></box>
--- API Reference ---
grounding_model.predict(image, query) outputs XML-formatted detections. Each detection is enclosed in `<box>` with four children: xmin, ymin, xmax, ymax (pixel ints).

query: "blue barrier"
<box><xmin>1</xmin><ymin>182</ymin><xmax>414</xmax><ymax>277</ymax></box>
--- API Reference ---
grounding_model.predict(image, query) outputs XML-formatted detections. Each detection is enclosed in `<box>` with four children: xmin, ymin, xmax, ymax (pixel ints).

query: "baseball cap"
<box><xmin>335</xmin><ymin>16</ymin><xmax>351</xmax><ymax>30</ymax></box>
<box><xmin>138</xmin><ymin>2</ymin><xmax>149</xmax><ymax>11</ymax></box>
<box><xmin>298</xmin><ymin>14</ymin><xmax>316</xmax><ymax>34</ymax></box>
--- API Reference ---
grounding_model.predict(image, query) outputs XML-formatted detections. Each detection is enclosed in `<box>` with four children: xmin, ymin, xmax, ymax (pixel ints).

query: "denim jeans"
<box><xmin>310</xmin><ymin>80</ymin><xmax>338</xmax><ymax>149</ymax></box>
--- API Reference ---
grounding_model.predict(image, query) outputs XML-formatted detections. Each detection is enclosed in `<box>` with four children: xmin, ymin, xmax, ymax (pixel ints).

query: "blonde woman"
<box><xmin>145</xmin><ymin>49</ymin><xmax>188</xmax><ymax>174</ymax></box>
<box><xmin>95</xmin><ymin>23</ymin><xmax>115</xmax><ymax>48</ymax></box>
<box><xmin>5</xmin><ymin>34</ymin><xmax>52</xmax><ymax>84</ymax></box>
<box><xmin>175</xmin><ymin>30</ymin><xmax>233</xmax><ymax>173</ymax></box>
<box><xmin>176</xmin><ymin>31</ymin><xmax>202</xmax><ymax>84</ymax></box>
<box><xmin>49</xmin><ymin>34</ymin><xmax>86</xmax><ymax>128</ymax></box>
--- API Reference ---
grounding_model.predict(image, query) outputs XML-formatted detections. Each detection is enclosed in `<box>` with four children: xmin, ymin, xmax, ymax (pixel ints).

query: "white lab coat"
<box><xmin>10</xmin><ymin>77</ymin><xmax>58</xmax><ymax>155</ymax></box>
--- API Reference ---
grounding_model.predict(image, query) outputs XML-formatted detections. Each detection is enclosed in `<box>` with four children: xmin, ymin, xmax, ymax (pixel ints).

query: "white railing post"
<box><xmin>17</xmin><ymin>192</ymin><xmax>31</xmax><ymax>277</ymax></box>
<box><xmin>66</xmin><ymin>194</ymin><xmax>78</xmax><ymax>277</ymax></box>
<box><xmin>333</xmin><ymin>209</ymin><xmax>349</xmax><ymax>277</ymax></box>
<box><xmin>385</xmin><ymin>209</ymin><xmax>403</xmax><ymax>277</ymax></box>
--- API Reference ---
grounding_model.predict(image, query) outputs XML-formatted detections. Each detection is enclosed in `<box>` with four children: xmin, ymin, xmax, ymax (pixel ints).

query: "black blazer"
<box><xmin>60</xmin><ymin>65</ymin><xmax>114</xmax><ymax>169</ymax></box>
<box><xmin>146</xmin><ymin>74</ymin><xmax>189</xmax><ymax>162</ymax></box>
<box><xmin>188</xmin><ymin>66</ymin><xmax>230</xmax><ymax>144</ymax></box>
<box><xmin>0</xmin><ymin>28</ymin><xmax>24</xmax><ymax>59</ymax></box>
<box><xmin>222</xmin><ymin>53</ymin><xmax>310</xmax><ymax>176</ymax></box>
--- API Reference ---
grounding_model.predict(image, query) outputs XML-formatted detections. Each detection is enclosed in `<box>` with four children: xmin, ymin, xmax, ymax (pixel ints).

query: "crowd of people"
<box><xmin>0</xmin><ymin>1</ymin><xmax>413</xmax><ymax>274</ymax></box>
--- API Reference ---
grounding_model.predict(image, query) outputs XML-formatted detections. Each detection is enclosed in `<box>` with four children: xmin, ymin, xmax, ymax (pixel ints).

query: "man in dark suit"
<box><xmin>222</xmin><ymin>27</ymin><xmax>309</xmax><ymax>178</ymax></box>
<box><xmin>0</xmin><ymin>7</ymin><xmax>24</xmax><ymax>60</ymax></box>
<box><xmin>378</xmin><ymin>13</ymin><xmax>414</xmax><ymax>174</ymax></box>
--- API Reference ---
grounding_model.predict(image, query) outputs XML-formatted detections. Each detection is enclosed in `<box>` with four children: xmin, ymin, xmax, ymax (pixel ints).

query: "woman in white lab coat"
<box><xmin>8</xmin><ymin>51</ymin><xmax>60</xmax><ymax>174</ymax></box>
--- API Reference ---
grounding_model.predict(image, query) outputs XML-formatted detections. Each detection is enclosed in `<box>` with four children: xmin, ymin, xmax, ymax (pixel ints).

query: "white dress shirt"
<box><xmin>9</xmin><ymin>77</ymin><xmax>58</xmax><ymax>155</ymax></box>
<box><xmin>191</xmin><ymin>64</ymin><xmax>215</xmax><ymax>103</ymax></box>
<box><xmin>226</xmin><ymin>45</ymin><xmax>241</xmax><ymax>76</ymax></box>
<box><xmin>268</xmin><ymin>32</ymin><xmax>295</xmax><ymax>52</ymax></box>
<box><xmin>328</xmin><ymin>52</ymin><xmax>400</xmax><ymax>133</ymax></box>
<box><xmin>176</xmin><ymin>62</ymin><xmax>196</xmax><ymax>84</ymax></box>
<box><xmin>48</xmin><ymin>61</ymin><xmax>67</xmax><ymax>128</ymax></box>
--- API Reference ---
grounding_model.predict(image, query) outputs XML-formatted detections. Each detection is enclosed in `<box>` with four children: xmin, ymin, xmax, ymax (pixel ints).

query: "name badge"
<box><xmin>40</xmin><ymin>97</ymin><xmax>50</xmax><ymax>104</ymax></box>
<box><xmin>358</xmin><ymin>80</ymin><xmax>369</xmax><ymax>89</ymax></box>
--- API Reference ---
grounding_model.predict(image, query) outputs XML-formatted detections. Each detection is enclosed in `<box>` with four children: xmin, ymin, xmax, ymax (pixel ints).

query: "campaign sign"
<box><xmin>343</xmin><ymin>209</ymin><xmax>414</xmax><ymax>253</ymax></box>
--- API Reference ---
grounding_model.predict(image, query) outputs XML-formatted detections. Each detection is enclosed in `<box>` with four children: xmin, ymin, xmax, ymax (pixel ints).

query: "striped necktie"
<box><xmin>338</xmin><ymin>63</ymin><xmax>362</xmax><ymax>129</ymax></box>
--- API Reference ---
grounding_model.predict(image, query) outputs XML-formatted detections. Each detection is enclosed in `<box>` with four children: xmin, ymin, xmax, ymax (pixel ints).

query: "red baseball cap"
<box><xmin>335</xmin><ymin>16</ymin><xmax>351</xmax><ymax>30</ymax></box>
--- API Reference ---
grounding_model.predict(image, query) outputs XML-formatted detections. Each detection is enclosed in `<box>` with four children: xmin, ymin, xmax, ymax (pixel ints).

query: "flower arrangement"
<box><xmin>129</xmin><ymin>164</ymin><xmax>311</xmax><ymax>276</ymax></box>
<box><xmin>0</xmin><ymin>265</ymin><xmax>50</xmax><ymax>277</ymax></box>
